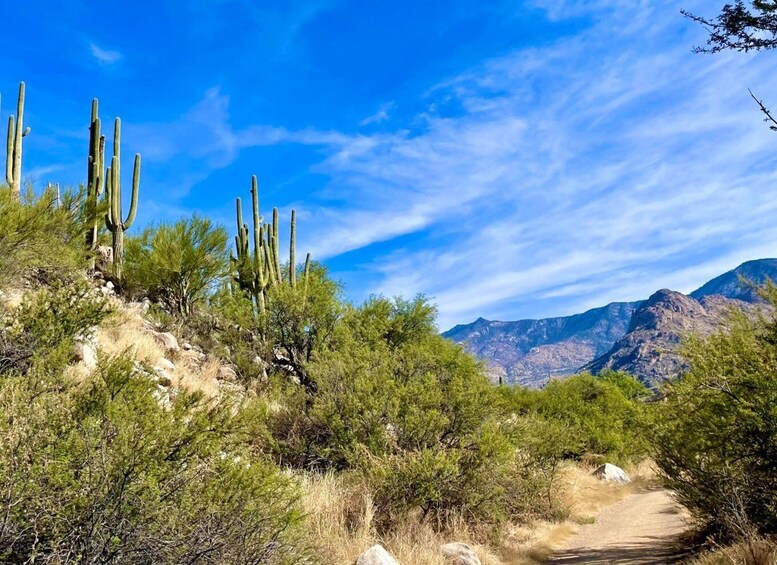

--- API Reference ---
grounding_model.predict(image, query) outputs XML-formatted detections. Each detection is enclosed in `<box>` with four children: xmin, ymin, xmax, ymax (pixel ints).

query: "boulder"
<box><xmin>73</xmin><ymin>339</ymin><xmax>98</xmax><ymax>370</ymax></box>
<box><xmin>441</xmin><ymin>542</ymin><xmax>481</xmax><ymax>565</ymax></box>
<box><xmin>157</xmin><ymin>358</ymin><xmax>176</xmax><ymax>372</ymax></box>
<box><xmin>96</xmin><ymin>246</ymin><xmax>113</xmax><ymax>271</ymax></box>
<box><xmin>356</xmin><ymin>545</ymin><xmax>400</xmax><ymax>565</ymax></box>
<box><xmin>216</xmin><ymin>365</ymin><xmax>238</xmax><ymax>382</ymax></box>
<box><xmin>154</xmin><ymin>331</ymin><xmax>180</xmax><ymax>353</ymax></box>
<box><xmin>593</xmin><ymin>463</ymin><xmax>631</xmax><ymax>483</ymax></box>
<box><xmin>153</xmin><ymin>369</ymin><xmax>173</xmax><ymax>387</ymax></box>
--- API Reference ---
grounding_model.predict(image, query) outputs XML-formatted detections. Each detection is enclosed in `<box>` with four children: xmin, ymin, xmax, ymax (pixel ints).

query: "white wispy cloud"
<box><xmin>89</xmin><ymin>42</ymin><xmax>122</xmax><ymax>65</ymax></box>
<box><xmin>123</xmin><ymin>0</ymin><xmax>777</xmax><ymax>330</ymax></box>
<box><xmin>359</xmin><ymin>102</ymin><xmax>395</xmax><ymax>126</ymax></box>
<box><xmin>291</xmin><ymin>0</ymin><xmax>777</xmax><ymax>329</ymax></box>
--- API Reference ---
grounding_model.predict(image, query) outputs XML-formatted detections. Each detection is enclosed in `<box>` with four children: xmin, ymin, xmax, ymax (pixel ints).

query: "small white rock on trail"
<box><xmin>547</xmin><ymin>488</ymin><xmax>692</xmax><ymax>564</ymax></box>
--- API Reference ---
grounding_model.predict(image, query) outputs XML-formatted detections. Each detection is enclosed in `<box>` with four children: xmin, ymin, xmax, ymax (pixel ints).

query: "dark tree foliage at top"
<box><xmin>682</xmin><ymin>1</ymin><xmax>777</xmax><ymax>53</ymax></box>
<box><xmin>683</xmin><ymin>2</ymin><xmax>777</xmax><ymax>130</ymax></box>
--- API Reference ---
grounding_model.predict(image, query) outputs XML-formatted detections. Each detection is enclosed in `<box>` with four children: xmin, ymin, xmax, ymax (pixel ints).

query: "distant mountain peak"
<box><xmin>691</xmin><ymin>258</ymin><xmax>777</xmax><ymax>302</ymax></box>
<box><xmin>446</xmin><ymin>259</ymin><xmax>777</xmax><ymax>388</ymax></box>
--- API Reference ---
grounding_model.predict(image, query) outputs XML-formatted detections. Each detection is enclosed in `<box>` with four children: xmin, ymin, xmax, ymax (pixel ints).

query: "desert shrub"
<box><xmin>654</xmin><ymin>306</ymin><xmax>777</xmax><ymax>539</ymax></box>
<box><xmin>210</xmin><ymin>262</ymin><xmax>344</xmax><ymax>388</ymax></box>
<box><xmin>0</xmin><ymin>280</ymin><xmax>113</xmax><ymax>375</ymax></box>
<box><xmin>499</xmin><ymin>371</ymin><xmax>651</xmax><ymax>463</ymax></box>
<box><xmin>266</xmin><ymin>295</ymin><xmax>554</xmax><ymax>530</ymax></box>
<box><xmin>0</xmin><ymin>185</ymin><xmax>89</xmax><ymax>286</ymax></box>
<box><xmin>0</xmin><ymin>353</ymin><xmax>308</xmax><ymax>564</ymax></box>
<box><xmin>124</xmin><ymin>215</ymin><xmax>229</xmax><ymax>317</ymax></box>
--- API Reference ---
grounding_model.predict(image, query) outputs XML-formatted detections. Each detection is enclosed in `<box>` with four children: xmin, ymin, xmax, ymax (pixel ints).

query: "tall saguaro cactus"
<box><xmin>6</xmin><ymin>82</ymin><xmax>30</xmax><ymax>200</ymax></box>
<box><xmin>104</xmin><ymin>118</ymin><xmax>141</xmax><ymax>283</ymax></box>
<box><xmin>231</xmin><ymin>175</ymin><xmax>310</xmax><ymax>314</ymax></box>
<box><xmin>86</xmin><ymin>99</ymin><xmax>106</xmax><ymax>268</ymax></box>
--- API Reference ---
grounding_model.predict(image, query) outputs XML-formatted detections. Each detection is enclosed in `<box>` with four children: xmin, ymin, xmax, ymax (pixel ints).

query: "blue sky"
<box><xmin>3</xmin><ymin>0</ymin><xmax>777</xmax><ymax>329</ymax></box>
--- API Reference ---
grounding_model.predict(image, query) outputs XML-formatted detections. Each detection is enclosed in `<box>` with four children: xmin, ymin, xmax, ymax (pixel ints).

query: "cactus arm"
<box><xmin>6</xmin><ymin>116</ymin><xmax>14</xmax><ymax>186</ymax></box>
<box><xmin>104</xmin><ymin>165</ymin><xmax>114</xmax><ymax>228</ymax></box>
<box><xmin>289</xmin><ymin>209</ymin><xmax>296</xmax><ymax>287</ymax></box>
<box><xmin>123</xmin><ymin>154</ymin><xmax>140</xmax><ymax>229</ymax></box>
<box><xmin>235</xmin><ymin>197</ymin><xmax>244</xmax><ymax>240</ymax></box>
<box><xmin>12</xmin><ymin>83</ymin><xmax>24</xmax><ymax>195</ymax></box>
<box><xmin>97</xmin><ymin>136</ymin><xmax>106</xmax><ymax>195</ymax></box>
<box><xmin>251</xmin><ymin>175</ymin><xmax>261</xmax><ymax>263</ymax></box>
<box><xmin>109</xmin><ymin>156</ymin><xmax>121</xmax><ymax>228</ymax></box>
<box><xmin>272</xmin><ymin>208</ymin><xmax>282</xmax><ymax>283</ymax></box>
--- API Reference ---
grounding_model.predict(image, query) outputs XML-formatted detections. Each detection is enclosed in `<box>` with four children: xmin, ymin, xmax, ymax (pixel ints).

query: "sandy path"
<box><xmin>547</xmin><ymin>488</ymin><xmax>692</xmax><ymax>564</ymax></box>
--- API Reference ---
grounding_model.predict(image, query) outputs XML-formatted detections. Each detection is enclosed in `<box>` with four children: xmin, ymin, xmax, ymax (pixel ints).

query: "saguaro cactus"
<box><xmin>86</xmin><ymin>99</ymin><xmax>106</xmax><ymax>268</ymax></box>
<box><xmin>104</xmin><ymin>118</ymin><xmax>140</xmax><ymax>283</ymax></box>
<box><xmin>6</xmin><ymin>82</ymin><xmax>30</xmax><ymax>200</ymax></box>
<box><xmin>231</xmin><ymin>175</ymin><xmax>310</xmax><ymax>313</ymax></box>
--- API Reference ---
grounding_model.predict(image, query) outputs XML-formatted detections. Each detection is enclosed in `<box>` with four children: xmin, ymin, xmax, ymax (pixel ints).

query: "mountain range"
<box><xmin>443</xmin><ymin>259</ymin><xmax>777</xmax><ymax>387</ymax></box>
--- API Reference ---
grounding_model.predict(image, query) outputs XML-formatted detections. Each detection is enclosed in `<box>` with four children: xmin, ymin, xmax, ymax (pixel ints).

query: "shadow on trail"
<box><xmin>548</xmin><ymin>537</ymin><xmax>692</xmax><ymax>564</ymax></box>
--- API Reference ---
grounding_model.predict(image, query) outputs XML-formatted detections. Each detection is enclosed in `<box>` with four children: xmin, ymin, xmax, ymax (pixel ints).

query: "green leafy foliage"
<box><xmin>498</xmin><ymin>371</ymin><xmax>651</xmax><ymax>464</ymax></box>
<box><xmin>0</xmin><ymin>282</ymin><xmax>309</xmax><ymax>564</ymax></box>
<box><xmin>0</xmin><ymin>356</ymin><xmax>308</xmax><ymax>564</ymax></box>
<box><xmin>124</xmin><ymin>215</ymin><xmax>229</xmax><ymax>317</ymax></box>
<box><xmin>655</xmin><ymin>303</ymin><xmax>777</xmax><ymax>539</ymax></box>
<box><xmin>263</xmin><ymin>294</ymin><xmax>558</xmax><ymax>529</ymax></box>
<box><xmin>0</xmin><ymin>279</ymin><xmax>113</xmax><ymax>375</ymax></box>
<box><xmin>0</xmin><ymin>185</ymin><xmax>89</xmax><ymax>286</ymax></box>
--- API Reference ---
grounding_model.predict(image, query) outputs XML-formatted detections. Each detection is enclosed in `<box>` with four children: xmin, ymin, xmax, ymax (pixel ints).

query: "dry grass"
<box><xmin>98</xmin><ymin>301</ymin><xmax>165</xmax><ymax>366</ymax></box>
<box><xmin>685</xmin><ymin>538</ymin><xmax>777</xmax><ymax>565</ymax></box>
<box><xmin>96</xmin><ymin>301</ymin><xmax>221</xmax><ymax>397</ymax></box>
<box><xmin>498</xmin><ymin>460</ymin><xmax>656</xmax><ymax>564</ymax></box>
<box><xmin>299</xmin><ymin>472</ymin><xmax>503</xmax><ymax>565</ymax></box>
<box><xmin>298</xmin><ymin>461</ymin><xmax>654</xmax><ymax>565</ymax></box>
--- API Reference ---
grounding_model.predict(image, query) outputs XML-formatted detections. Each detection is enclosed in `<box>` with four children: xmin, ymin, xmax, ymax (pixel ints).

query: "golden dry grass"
<box><xmin>298</xmin><ymin>461</ymin><xmax>654</xmax><ymax>565</ymax></box>
<box><xmin>95</xmin><ymin>301</ymin><xmax>222</xmax><ymax>397</ymax></box>
<box><xmin>685</xmin><ymin>538</ymin><xmax>777</xmax><ymax>565</ymax></box>
<box><xmin>496</xmin><ymin>461</ymin><xmax>651</xmax><ymax>564</ymax></box>
<box><xmin>298</xmin><ymin>471</ymin><xmax>503</xmax><ymax>565</ymax></box>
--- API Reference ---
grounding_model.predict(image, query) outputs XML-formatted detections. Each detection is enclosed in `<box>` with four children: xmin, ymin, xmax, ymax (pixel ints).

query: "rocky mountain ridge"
<box><xmin>444</xmin><ymin>259</ymin><xmax>777</xmax><ymax>387</ymax></box>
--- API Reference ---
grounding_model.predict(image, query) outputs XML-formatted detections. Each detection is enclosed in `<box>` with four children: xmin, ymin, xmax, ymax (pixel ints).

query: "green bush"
<box><xmin>124</xmin><ymin>215</ymin><xmax>229</xmax><ymax>317</ymax></box>
<box><xmin>0</xmin><ymin>355</ymin><xmax>308</xmax><ymax>564</ymax></box>
<box><xmin>499</xmin><ymin>371</ymin><xmax>651</xmax><ymax>464</ymax></box>
<box><xmin>209</xmin><ymin>262</ymin><xmax>343</xmax><ymax>388</ymax></box>
<box><xmin>264</xmin><ymin>295</ymin><xmax>556</xmax><ymax>529</ymax></box>
<box><xmin>0</xmin><ymin>185</ymin><xmax>89</xmax><ymax>286</ymax></box>
<box><xmin>655</xmin><ymin>304</ymin><xmax>777</xmax><ymax>539</ymax></box>
<box><xmin>0</xmin><ymin>280</ymin><xmax>113</xmax><ymax>375</ymax></box>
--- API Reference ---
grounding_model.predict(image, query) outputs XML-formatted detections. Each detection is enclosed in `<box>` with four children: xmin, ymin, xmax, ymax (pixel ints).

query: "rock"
<box><xmin>441</xmin><ymin>543</ymin><xmax>481</xmax><ymax>565</ymax></box>
<box><xmin>182</xmin><ymin>342</ymin><xmax>193</xmax><ymax>351</ymax></box>
<box><xmin>355</xmin><ymin>545</ymin><xmax>400</xmax><ymax>565</ymax></box>
<box><xmin>154</xmin><ymin>331</ymin><xmax>180</xmax><ymax>353</ymax></box>
<box><xmin>104</xmin><ymin>281</ymin><xmax>115</xmax><ymax>291</ymax></box>
<box><xmin>73</xmin><ymin>339</ymin><xmax>98</xmax><ymax>370</ymax></box>
<box><xmin>593</xmin><ymin>463</ymin><xmax>631</xmax><ymax>483</ymax></box>
<box><xmin>153</xmin><ymin>385</ymin><xmax>171</xmax><ymax>409</ymax></box>
<box><xmin>216</xmin><ymin>366</ymin><xmax>238</xmax><ymax>382</ymax></box>
<box><xmin>153</xmin><ymin>369</ymin><xmax>173</xmax><ymax>387</ymax></box>
<box><xmin>96</xmin><ymin>245</ymin><xmax>113</xmax><ymax>271</ymax></box>
<box><xmin>157</xmin><ymin>358</ymin><xmax>176</xmax><ymax>372</ymax></box>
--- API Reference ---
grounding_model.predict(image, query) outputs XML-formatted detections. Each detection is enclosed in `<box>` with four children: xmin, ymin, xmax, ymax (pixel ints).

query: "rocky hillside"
<box><xmin>443</xmin><ymin>301</ymin><xmax>640</xmax><ymax>387</ymax></box>
<box><xmin>445</xmin><ymin>259</ymin><xmax>777</xmax><ymax>387</ymax></box>
<box><xmin>583</xmin><ymin>290</ymin><xmax>759</xmax><ymax>387</ymax></box>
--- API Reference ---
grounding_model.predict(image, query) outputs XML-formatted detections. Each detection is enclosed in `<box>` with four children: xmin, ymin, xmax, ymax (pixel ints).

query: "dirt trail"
<box><xmin>547</xmin><ymin>488</ymin><xmax>692</xmax><ymax>564</ymax></box>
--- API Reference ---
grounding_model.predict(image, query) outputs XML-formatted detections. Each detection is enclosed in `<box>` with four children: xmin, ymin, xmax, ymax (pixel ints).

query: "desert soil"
<box><xmin>546</xmin><ymin>488</ymin><xmax>692</xmax><ymax>564</ymax></box>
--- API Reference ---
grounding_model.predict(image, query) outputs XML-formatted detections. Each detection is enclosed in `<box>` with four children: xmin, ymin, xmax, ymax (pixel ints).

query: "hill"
<box><xmin>445</xmin><ymin>258</ymin><xmax>777</xmax><ymax>386</ymax></box>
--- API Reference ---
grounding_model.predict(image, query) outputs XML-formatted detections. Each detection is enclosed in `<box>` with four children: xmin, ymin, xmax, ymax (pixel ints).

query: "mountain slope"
<box><xmin>446</xmin><ymin>258</ymin><xmax>777</xmax><ymax>387</ymax></box>
<box><xmin>691</xmin><ymin>258</ymin><xmax>777</xmax><ymax>302</ymax></box>
<box><xmin>584</xmin><ymin>290</ymin><xmax>756</xmax><ymax>386</ymax></box>
<box><xmin>443</xmin><ymin>301</ymin><xmax>640</xmax><ymax>387</ymax></box>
